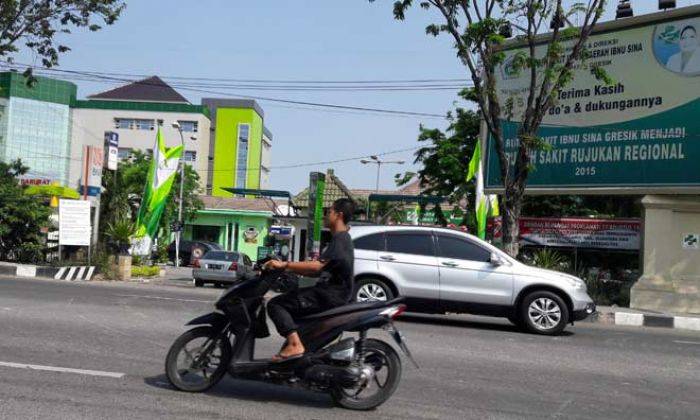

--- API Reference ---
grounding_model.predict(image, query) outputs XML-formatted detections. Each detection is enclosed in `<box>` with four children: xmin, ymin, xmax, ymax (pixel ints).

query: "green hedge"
<box><xmin>131</xmin><ymin>265</ymin><xmax>161</xmax><ymax>278</ymax></box>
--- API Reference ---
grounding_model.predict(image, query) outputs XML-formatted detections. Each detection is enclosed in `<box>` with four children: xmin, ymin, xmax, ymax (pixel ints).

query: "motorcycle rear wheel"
<box><xmin>165</xmin><ymin>326</ymin><xmax>232</xmax><ymax>392</ymax></box>
<box><xmin>331</xmin><ymin>338</ymin><xmax>402</xmax><ymax>410</ymax></box>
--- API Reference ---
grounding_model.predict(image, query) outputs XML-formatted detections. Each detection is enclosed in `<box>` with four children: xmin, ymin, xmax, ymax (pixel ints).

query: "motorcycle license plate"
<box><xmin>385</xmin><ymin>322</ymin><xmax>419</xmax><ymax>368</ymax></box>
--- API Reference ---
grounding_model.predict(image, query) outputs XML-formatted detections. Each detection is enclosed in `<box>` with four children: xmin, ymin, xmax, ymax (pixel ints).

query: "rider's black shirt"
<box><xmin>318</xmin><ymin>230</ymin><xmax>354</xmax><ymax>304</ymax></box>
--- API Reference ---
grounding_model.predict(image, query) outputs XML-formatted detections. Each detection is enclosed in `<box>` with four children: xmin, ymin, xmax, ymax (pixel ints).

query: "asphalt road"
<box><xmin>0</xmin><ymin>276</ymin><xmax>699</xmax><ymax>420</ymax></box>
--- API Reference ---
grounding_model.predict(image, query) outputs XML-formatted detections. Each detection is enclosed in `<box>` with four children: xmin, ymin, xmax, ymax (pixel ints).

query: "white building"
<box><xmin>68</xmin><ymin>76</ymin><xmax>211</xmax><ymax>190</ymax></box>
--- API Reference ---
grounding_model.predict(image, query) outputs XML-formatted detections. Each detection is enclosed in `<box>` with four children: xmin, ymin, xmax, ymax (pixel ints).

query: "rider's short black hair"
<box><xmin>331</xmin><ymin>198</ymin><xmax>354</xmax><ymax>224</ymax></box>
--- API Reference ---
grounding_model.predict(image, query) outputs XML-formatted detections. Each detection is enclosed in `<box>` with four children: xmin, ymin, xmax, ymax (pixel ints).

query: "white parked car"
<box><xmin>349</xmin><ymin>225</ymin><xmax>596</xmax><ymax>335</ymax></box>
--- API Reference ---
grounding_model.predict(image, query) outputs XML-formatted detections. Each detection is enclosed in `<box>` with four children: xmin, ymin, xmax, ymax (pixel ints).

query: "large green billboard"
<box><xmin>485</xmin><ymin>7</ymin><xmax>700</xmax><ymax>192</ymax></box>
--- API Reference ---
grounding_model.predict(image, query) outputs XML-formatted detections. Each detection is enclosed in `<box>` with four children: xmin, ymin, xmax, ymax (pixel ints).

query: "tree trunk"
<box><xmin>501</xmin><ymin>202</ymin><xmax>520</xmax><ymax>257</ymax></box>
<box><xmin>501</xmin><ymin>183</ymin><xmax>525</xmax><ymax>258</ymax></box>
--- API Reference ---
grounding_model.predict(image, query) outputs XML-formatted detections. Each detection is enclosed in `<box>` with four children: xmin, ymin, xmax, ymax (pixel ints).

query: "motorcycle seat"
<box><xmin>297</xmin><ymin>297</ymin><xmax>404</xmax><ymax>321</ymax></box>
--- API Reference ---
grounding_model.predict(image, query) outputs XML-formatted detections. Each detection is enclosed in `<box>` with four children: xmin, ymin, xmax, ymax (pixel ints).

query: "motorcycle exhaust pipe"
<box><xmin>305</xmin><ymin>364</ymin><xmax>362</xmax><ymax>388</ymax></box>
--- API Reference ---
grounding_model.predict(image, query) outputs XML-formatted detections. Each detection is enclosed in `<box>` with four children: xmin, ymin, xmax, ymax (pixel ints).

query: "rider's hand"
<box><xmin>263</xmin><ymin>260</ymin><xmax>288</xmax><ymax>271</ymax></box>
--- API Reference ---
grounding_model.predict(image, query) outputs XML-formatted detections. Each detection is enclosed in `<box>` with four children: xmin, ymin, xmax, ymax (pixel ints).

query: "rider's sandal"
<box><xmin>271</xmin><ymin>352</ymin><xmax>305</xmax><ymax>363</ymax></box>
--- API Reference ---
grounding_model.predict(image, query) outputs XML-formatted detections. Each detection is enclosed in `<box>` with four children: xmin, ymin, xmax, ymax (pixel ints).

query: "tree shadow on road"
<box><xmin>144</xmin><ymin>374</ymin><xmax>335</xmax><ymax>409</ymax></box>
<box><xmin>398</xmin><ymin>313</ymin><xmax>574</xmax><ymax>337</ymax></box>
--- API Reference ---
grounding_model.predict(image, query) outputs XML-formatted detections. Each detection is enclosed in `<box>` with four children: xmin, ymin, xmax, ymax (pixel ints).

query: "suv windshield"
<box><xmin>203</xmin><ymin>251</ymin><xmax>238</xmax><ymax>261</ymax></box>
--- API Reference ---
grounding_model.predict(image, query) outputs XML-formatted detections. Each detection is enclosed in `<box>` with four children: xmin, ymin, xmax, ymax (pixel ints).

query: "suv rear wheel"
<box><xmin>355</xmin><ymin>278</ymin><xmax>394</xmax><ymax>303</ymax></box>
<box><xmin>520</xmin><ymin>291</ymin><xmax>569</xmax><ymax>335</ymax></box>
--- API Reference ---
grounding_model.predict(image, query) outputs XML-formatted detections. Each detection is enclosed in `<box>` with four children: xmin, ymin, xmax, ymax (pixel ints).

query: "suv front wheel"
<box><xmin>520</xmin><ymin>291</ymin><xmax>569</xmax><ymax>335</ymax></box>
<box><xmin>355</xmin><ymin>278</ymin><xmax>394</xmax><ymax>303</ymax></box>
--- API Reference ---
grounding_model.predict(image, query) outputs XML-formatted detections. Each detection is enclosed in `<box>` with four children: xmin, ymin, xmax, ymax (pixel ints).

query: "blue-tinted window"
<box><xmin>178</xmin><ymin>120</ymin><xmax>198</xmax><ymax>133</ymax></box>
<box><xmin>236</xmin><ymin>124</ymin><xmax>250</xmax><ymax>189</ymax></box>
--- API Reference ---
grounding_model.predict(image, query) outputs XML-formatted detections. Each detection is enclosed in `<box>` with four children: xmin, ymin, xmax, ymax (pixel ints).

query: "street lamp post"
<box><xmin>172</xmin><ymin>122</ymin><xmax>196</xmax><ymax>268</ymax></box>
<box><xmin>360</xmin><ymin>155</ymin><xmax>405</xmax><ymax>192</ymax></box>
<box><xmin>360</xmin><ymin>156</ymin><xmax>405</xmax><ymax>220</ymax></box>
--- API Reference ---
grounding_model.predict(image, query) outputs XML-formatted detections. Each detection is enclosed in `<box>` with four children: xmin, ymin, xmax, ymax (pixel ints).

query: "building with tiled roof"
<box><xmin>181</xmin><ymin>196</ymin><xmax>276</xmax><ymax>260</ymax></box>
<box><xmin>293</xmin><ymin>169</ymin><xmax>359</xmax><ymax>209</ymax></box>
<box><xmin>88</xmin><ymin>76</ymin><xmax>190</xmax><ymax>104</ymax></box>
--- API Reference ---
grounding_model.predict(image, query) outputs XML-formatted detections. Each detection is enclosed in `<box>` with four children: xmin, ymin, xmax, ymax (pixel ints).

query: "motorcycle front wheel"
<box><xmin>331</xmin><ymin>338</ymin><xmax>402</xmax><ymax>410</ymax></box>
<box><xmin>165</xmin><ymin>326</ymin><xmax>232</xmax><ymax>392</ymax></box>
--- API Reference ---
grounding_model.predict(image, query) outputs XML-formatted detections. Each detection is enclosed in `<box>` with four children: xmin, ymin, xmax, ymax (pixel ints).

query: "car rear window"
<box><xmin>386</xmin><ymin>232</ymin><xmax>435</xmax><ymax>257</ymax></box>
<box><xmin>354</xmin><ymin>233</ymin><xmax>385</xmax><ymax>251</ymax></box>
<box><xmin>203</xmin><ymin>251</ymin><xmax>238</xmax><ymax>261</ymax></box>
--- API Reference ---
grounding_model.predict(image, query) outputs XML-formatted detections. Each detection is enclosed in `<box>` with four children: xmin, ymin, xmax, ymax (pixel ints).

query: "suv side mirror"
<box><xmin>490</xmin><ymin>253</ymin><xmax>504</xmax><ymax>267</ymax></box>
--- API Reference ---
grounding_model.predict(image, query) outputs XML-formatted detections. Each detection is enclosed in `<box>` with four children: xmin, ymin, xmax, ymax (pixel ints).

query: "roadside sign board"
<box><xmin>59</xmin><ymin>199</ymin><xmax>91</xmax><ymax>246</ymax></box>
<box><xmin>485</xmin><ymin>7</ymin><xmax>700</xmax><ymax>193</ymax></box>
<box><xmin>489</xmin><ymin>217</ymin><xmax>641</xmax><ymax>250</ymax></box>
<box><xmin>79</xmin><ymin>145</ymin><xmax>104</xmax><ymax>199</ymax></box>
<box><xmin>104</xmin><ymin>131</ymin><xmax>119</xmax><ymax>171</ymax></box>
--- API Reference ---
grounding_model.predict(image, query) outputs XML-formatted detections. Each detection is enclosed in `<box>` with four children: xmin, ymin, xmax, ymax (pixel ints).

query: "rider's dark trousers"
<box><xmin>267</xmin><ymin>287</ymin><xmax>345</xmax><ymax>337</ymax></box>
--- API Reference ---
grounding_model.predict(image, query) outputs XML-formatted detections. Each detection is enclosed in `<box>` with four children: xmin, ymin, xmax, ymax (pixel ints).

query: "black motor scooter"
<box><xmin>164</xmin><ymin>258</ymin><xmax>416</xmax><ymax>410</ymax></box>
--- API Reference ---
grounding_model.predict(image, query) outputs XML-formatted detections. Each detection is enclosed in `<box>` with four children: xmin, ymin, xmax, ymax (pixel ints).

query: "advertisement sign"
<box><xmin>485</xmin><ymin>7</ymin><xmax>700</xmax><ymax>192</ymax></box>
<box><xmin>59</xmin><ymin>199</ymin><xmax>91</xmax><ymax>246</ymax></box>
<box><xmin>489</xmin><ymin>217</ymin><xmax>641</xmax><ymax>250</ymax></box>
<box><xmin>79</xmin><ymin>145</ymin><xmax>103</xmax><ymax>199</ymax></box>
<box><xmin>270</xmin><ymin>225</ymin><xmax>295</xmax><ymax>239</ymax></box>
<box><xmin>305</xmin><ymin>172</ymin><xmax>326</xmax><ymax>260</ymax></box>
<box><xmin>104</xmin><ymin>131</ymin><xmax>119</xmax><ymax>171</ymax></box>
<box><xmin>19</xmin><ymin>178</ymin><xmax>51</xmax><ymax>186</ymax></box>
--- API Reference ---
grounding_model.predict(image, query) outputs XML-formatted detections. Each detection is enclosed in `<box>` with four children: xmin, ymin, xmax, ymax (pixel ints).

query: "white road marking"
<box><xmin>65</xmin><ymin>267</ymin><xmax>77</xmax><ymax>281</ymax></box>
<box><xmin>0</xmin><ymin>361</ymin><xmax>125</xmax><ymax>378</ymax></box>
<box><xmin>115</xmin><ymin>294</ymin><xmax>211</xmax><ymax>303</ymax></box>
<box><xmin>76</xmin><ymin>266</ymin><xmax>86</xmax><ymax>280</ymax></box>
<box><xmin>85</xmin><ymin>266</ymin><xmax>95</xmax><ymax>280</ymax></box>
<box><xmin>673</xmin><ymin>340</ymin><xmax>700</xmax><ymax>346</ymax></box>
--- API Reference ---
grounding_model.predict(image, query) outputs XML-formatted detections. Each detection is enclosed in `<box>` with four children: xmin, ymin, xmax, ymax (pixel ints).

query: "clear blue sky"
<box><xmin>22</xmin><ymin>0</ymin><xmax>697</xmax><ymax>194</ymax></box>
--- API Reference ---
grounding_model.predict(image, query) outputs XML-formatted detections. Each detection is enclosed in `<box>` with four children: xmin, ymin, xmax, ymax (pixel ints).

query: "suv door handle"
<box><xmin>441</xmin><ymin>261</ymin><xmax>459</xmax><ymax>267</ymax></box>
<box><xmin>379</xmin><ymin>255</ymin><xmax>396</xmax><ymax>261</ymax></box>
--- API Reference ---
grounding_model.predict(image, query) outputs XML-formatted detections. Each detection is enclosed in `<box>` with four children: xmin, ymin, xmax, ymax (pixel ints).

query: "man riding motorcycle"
<box><xmin>263</xmin><ymin>198</ymin><xmax>355</xmax><ymax>361</ymax></box>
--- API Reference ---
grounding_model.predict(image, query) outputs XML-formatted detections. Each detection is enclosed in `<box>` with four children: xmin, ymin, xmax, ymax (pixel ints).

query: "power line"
<box><xmin>15</xmin><ymin>65</ymin><xmax>470</xmax><ymax>84</ymax></box>
<box><xmin>1</xmin><ymin>63</ymin><xmax>451</xmax><ymax>118</ymax></box>
<box><xmin>2</xmin><ymin>143</ymin><xmax>422</xmax><ymax>173</ymax></box>
<box><xmin>27</xmin><ymin>69</ymin><xmax>469</xmax><ymax>91</ymax></box>
<box><xmin>33</xmin><ymin>70</ymin><xmax>470</xmax><ymax>90</ymax></box>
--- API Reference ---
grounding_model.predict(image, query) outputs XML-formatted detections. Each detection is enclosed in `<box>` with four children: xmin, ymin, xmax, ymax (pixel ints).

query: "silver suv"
<box><xmin>349</xmin><ymin>225</ymin><xmax>596</xmax><ymax>335</ymax></box>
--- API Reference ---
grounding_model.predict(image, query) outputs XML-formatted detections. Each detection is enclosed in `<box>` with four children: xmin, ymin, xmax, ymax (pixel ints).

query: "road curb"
<box><xmin>0</xmin><ymin>263</ymin><xmax>95</xmax><ymax>281</ymax></box>
<box><xmin>583</xmin><ymin>310</ymin><xmax>700</xmax><ymax>332</ymax></box>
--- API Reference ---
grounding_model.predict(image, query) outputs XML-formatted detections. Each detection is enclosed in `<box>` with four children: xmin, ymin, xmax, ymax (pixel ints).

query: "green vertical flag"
<box><xmin>466</xmin><ymin>140</ymin><xmax>481</xmax><ymax>182</ymax></box>
<box><xmin>476</xmin><ymin>196</ymin><xmax>488</xmax><ymax>240</ymax></box>
<box><xmin>489</xmin><ymin>195</ymin><xmax>500</xmax><ymax>217</ymax></box>
<box><xmin>135</xmin><ymin>127</ymin><xmax>183</xmax><ymax>243</ymax></box>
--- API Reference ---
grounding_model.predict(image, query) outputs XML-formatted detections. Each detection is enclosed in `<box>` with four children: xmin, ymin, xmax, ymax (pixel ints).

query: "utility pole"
<box><xmin>360</xmin><ymin>156</ymin><xmax>404</xmax><ymax>221</ymax></box>
<box><xmin>172</xmin><ymin>122</ymin><xmax>197</xmax><ymax>268</ymax></box>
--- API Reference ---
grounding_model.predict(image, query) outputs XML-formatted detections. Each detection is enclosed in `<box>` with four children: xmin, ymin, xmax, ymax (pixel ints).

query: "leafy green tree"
<box><xmin>0</xmin><ymin>159</ymin><xmax>51</xmax><ymax>262</ymax></box>
<box><xmin>396</xmin><ymin>100</ymin><xmax>480</xmax><ymax>202</ymax></box>
<box><xmin>395</xmin><ymin>99</ymin><xmax>480</xmax><ymax>228</ymax></box>
<box><xmin>0</xmin><ymin>0</ymin><xmax>124</xmax><ymax>78</ymax></box>
<box><xmin>371</xmin><ymin>0</ymin><xmax>607</xmax><ymax>256</ymax></box>
<box><xmin>99</xmin><ymin>150</ymin><xmax>203</xmax><ymax>245</ymax></box>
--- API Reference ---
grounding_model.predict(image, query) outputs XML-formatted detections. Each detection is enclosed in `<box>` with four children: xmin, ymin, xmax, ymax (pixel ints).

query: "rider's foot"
<box><xmin>272</xmin><ymin>342</ymin><xmax>305</xmax><ymax>361</ymax></box>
